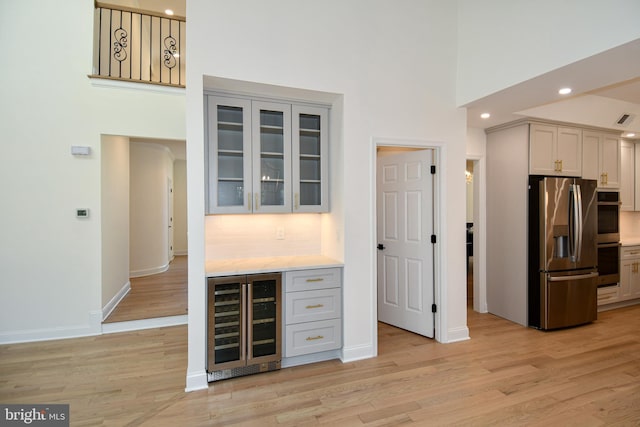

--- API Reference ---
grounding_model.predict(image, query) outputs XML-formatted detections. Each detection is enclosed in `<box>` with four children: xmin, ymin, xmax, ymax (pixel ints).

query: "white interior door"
<box><xmin>376</xmin><ymin>149</ymin><xmax>434</xmax><ymax>337</ymax></box>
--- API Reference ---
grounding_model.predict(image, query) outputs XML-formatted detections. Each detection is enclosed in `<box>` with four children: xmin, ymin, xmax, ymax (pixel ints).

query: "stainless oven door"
<box><xmin>597</xmin><ymin>242</ymin><xmax>621</xmax><ymax>287</ymax></box>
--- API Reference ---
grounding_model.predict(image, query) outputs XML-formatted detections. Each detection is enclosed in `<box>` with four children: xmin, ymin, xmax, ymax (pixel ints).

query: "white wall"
<box><xmin>0</xmin><ymin>0</ymin><xmax>185</xmax><ymax>343</ymax></box>
<box><xmin>101</xmin><ymin>135</ymin><xmax>130</xmax><ymax>316</ymax></box>
<box><xmin>129</xmin><ymin>142</ymin><xmax>174</xmax><ymax>276</ymax></box>
<box><xmin>456</xmin><ymin>0</ymin><xmax>640</xmax><ymax>106</ymax></box>
<box><xmin>186</xmin><ymin>0</ymin><xmax>469</xmax><ymax>390</ymax></box>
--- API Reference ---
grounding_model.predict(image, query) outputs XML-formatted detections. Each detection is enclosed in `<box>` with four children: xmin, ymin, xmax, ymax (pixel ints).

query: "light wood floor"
<box><xmin>2</xmin><ymin>305</ymin><xmax>640</xmax><ymax>425</ymax></box>
<box><xmin>104</xmin><ymin>256</ymin><xmax>188</xmax><ymax>323</ymax></box>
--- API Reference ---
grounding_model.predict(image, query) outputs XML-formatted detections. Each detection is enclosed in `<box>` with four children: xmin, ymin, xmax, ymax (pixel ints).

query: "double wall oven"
<box><xmin>597</xmin><ymin>191</ymin><xmax>621</xmax><ymax>289</ymax></box>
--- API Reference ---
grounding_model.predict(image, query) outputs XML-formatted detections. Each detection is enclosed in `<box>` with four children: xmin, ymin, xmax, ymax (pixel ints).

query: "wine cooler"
<box><xmin>207</xmin><ymin>273</ymin><xmax>282</xmax><ymax>382</ymax></box>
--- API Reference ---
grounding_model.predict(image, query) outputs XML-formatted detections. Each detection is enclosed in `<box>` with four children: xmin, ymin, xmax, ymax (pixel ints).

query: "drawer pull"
<box><xmin>306</xmin><ymin>335</ymin><xmax>324</xmax><ymax>341</ymax></box>
<box><xmin>306</xmin><ymin>278</ymin><xmax>324</xmax><ymax>283</ymax></box>
<box><xmin>628</xmin><ymin>251</ymin><xmax>640</xmax><ymax>255</ymax></box>
<box><xmin>305</xmin><ymin>304</ymin><xmax>324</xmax><ymax>309</ymax></box>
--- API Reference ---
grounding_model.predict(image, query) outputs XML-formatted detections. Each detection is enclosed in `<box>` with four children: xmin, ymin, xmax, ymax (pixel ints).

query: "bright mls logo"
<box><xmin>1</xmin><ymin>405</ymin><xmax>69</xmax><ymax>426</ymax></box>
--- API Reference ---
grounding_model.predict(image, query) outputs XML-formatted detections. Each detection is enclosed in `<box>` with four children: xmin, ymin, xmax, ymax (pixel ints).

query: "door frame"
<box><xmin>466</xmin><ymin>156</ymin><xmax>488</xmax><ymax>313</ymax></box>
<box><xmin>371</xmin><ymin>138</ymin><xmax>443</xmax><ymax>349</ymax></box>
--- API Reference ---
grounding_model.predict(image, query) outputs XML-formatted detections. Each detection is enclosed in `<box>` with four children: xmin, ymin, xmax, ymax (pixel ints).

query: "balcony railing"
<box><xmin>92</xmin><ymin>2</ymin><xmax>185</xmax><ymax>87</ymax></box>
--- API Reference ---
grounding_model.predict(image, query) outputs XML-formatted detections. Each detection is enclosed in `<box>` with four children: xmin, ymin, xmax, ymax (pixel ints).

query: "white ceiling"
<box><xmin>464</xmin><ymin>39</ymin><xmax>640</xmax><ymax>139</ymax></box>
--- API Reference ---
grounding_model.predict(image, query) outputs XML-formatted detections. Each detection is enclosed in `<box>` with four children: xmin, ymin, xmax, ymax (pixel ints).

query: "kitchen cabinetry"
<box><xmin>206</xmin><ymin>273</ymin><xmax>282</xmax><ymax>381</ymax></box>
<box><xmin>529</xmin><ymin>124</ymin><xmax>581</xmax><ymax>176</ymax></box>
<box><xmin>620</xmin><ymin>140</ymin><xmax>639</xmax><ymax>211</ymax></box>
<box><xmin>598</xmin><ymin>245</ymin><xmax>640</xmax><ymax>308</ymax></box>
<box><xmin>582</xmin><ymin>131</ymin><xmax>621</xmax><ymax>189</ymax></box>
<box><xmin>620</xmin><ymin>246</ymin><xmax>640</xmax><ymax>300</ymax></box>
<box><xmin>206</xmin><ymin>95</ymin><xmax>329</xmax><ymax>214</ymax></box>
<box><xmin>282</xmin><ymin>267</ymin><xmax>342</xmax><ymax>365</ymax></box>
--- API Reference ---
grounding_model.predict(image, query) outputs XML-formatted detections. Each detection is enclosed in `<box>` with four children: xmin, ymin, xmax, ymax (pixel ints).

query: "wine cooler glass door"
<box><xmin>248</xmin><ymin>274</ymin><xmax>282</xmax><ymax>364</ymax></box>
<box><xmin>207</xmin><ymin>277</ymin><xmax>246</xmax><ymax>371</ymax></box>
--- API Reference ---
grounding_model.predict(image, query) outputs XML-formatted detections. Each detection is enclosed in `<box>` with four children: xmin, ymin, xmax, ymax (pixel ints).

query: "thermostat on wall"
<box><xmin>71</xmin><ymin>145</ymin><xmax>91</xmax><ymax>156</ymax></box>
<box><xmin>76</xmin><ymin>208</ymin><xmax>90</xmax><ymax>218</ymax></box>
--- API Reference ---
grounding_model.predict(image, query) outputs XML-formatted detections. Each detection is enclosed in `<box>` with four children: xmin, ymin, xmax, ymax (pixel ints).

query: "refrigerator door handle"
<box><xmin>547</xmin><ymin>271</ymin><xmax>598</xmax><ymax>282</ymax></box>
<box><xmin>568</xmin><ymin>184</ymin><xmax>582</xmax><ymax>263</ymax></box>
<box><xmin>575</xmin><ymin>184</ymin><xmax>583</xmax><ymax>262</ymax></box>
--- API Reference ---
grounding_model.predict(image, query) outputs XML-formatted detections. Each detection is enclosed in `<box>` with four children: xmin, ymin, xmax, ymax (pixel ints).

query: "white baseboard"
<box><xmin>130</xmin><ymin>262</ymin><xmax>170</xmax><ymax>278</ymax></box>
<box><xmin>185</xmin><ymin>370</ymin><xmax>209</xmax><ymax>392</ymax></box>
<box><xmin>0</xmin><ymin>311</ymin><xmax>103</xmax><ymax>345</ymax></box>
<box><xmin>102</xmin><ymin>314</ymin><xmax>187</xmax><ymax>334</ymax></box>
<box><xmin>174</xmin><ymin>250</ymin><xmax>188</xmax><ymax>256</ymax></box>
<box><xmin>446</xmin><ymin>326</ymin><xmax>471</xmax><ymax>343</ymax></box>
<box><xmin>102</xmin><ymin>281</ymin><xmax>131</xmax><ymax>321</ymax></box>
<box><xmin>340</xmin><ymin>343</ymin><xmax>375</xmax><ymax>363</ymax></box>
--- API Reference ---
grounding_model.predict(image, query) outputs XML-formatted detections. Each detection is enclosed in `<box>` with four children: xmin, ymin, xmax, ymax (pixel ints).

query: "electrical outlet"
<box><xmin>276</xmin><ymin>226</ymin><xmax>285</xmax><ymax>240</ymax></box>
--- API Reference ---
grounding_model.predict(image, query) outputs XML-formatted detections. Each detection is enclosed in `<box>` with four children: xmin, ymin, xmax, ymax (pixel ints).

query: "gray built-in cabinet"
<box><xmin>205</xmin><ymin>95</ymin><xmax>329</xmax><ymax>214</ymax></box>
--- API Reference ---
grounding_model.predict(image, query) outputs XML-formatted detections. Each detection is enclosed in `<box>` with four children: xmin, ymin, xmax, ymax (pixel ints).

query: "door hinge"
<box><xmin>431</xmin><ymin>235</ymin><xmax>437</xmax><ymax>244</ymax></box>
<box><xmin>431</xmin><ymin>304</ymin><xmax>437</xmax><ymax>313</ymax></box>
<box><xmin>430</xmin><ymin>165</ymin><xmax>436</xmax><ymax>174</ymax></box>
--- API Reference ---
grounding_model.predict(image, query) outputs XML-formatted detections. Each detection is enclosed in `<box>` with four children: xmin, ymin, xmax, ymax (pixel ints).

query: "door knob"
<box><xmin>377</xmin><ymin>244</ymin><xmax>385</xmax><ymax>250</ymax></box>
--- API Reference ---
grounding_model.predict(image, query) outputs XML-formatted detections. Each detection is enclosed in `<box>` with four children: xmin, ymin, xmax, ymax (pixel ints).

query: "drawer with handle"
<box><xmin>597</xmin><ymin>285</ymin><xmax>620</xmax><ymax>305</ymax></box>
<box><xmin>285</xmin><ymin>268</ymin><xmax>341</xmax><ymax>292</ymax></box>
<box><xmin>286</xmin><ymin>288</ymin><xmax>341</xmax><ymax>324</ymax></box>
<box><xmin>621</xmin><ymin>246</ymin><xmax>640</xmax><ymax>260</ymax></box>
<box><xmin>285</xmin><ymin>318</ymin><xmax>342</xmax><ymax>357</ymax></box>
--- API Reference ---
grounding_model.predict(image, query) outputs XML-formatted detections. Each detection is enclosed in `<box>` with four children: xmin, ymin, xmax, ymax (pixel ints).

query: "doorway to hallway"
<box><xmin>103</xmin><ymin>255</ymin><xmax>188</xmax><ymax>323</ymax></box>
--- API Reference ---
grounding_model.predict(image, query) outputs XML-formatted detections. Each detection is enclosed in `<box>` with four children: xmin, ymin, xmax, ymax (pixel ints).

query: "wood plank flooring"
<box><xmin>103</xmin><ymin>256</ymin><xmax>188</xmax><ymax>323</ymax></box>
<box><xmin>2</xmin><ymin>304</ymin><xmax>640</xmax><ymax>425</ymax></box>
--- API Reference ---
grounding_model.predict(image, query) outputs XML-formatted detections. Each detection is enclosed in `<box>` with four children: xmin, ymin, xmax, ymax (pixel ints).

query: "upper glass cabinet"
<box><xmin>252</xmin><ymin>101</ymin><xmax>292</xmax><ymax>213</ymax></box>
<box><xmin>206</xmin><ymin>95</ymin><xmax>329</xmax><ymax>214</ymax></box>
<box><xmin>207</xmin><ymin>96</ymin><xmax>252</xmax><ymax>213</ymax></box>
<box><xmin>292</xmin><ymin>105</ymin><xmax>329</xmax><ymax>212</ymax></box>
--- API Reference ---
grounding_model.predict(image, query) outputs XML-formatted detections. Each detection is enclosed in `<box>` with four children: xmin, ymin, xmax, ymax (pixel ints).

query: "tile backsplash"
<box><xmin>205</xmin><ymin>214</ymin><xmax>323</xmax><ymax>260</ymax></box>
<box><xmin>620</xmin><ymin>211</ymin><xmax>640</xmax><ymax>239</ymax></box>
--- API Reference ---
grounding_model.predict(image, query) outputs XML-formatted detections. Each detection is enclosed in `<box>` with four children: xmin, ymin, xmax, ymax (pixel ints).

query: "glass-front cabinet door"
<box><xmin>206</xmin><ymin>95</ymin><xmax>329</xmax><ymax>214</ymax></box>
<box><xmin>247</xmin><ymin>273</ymin><xmax>281</xmax><ymax>364</ymax></box>
<box><xmin>292</xmin><ymin>105</ymin><xmax>329</xmax><ymax>212</ymax></box>
<box><xmin>252</xmin><ymin>101</ymin><xmax>291</xmax><ymax>213</ymax></box>
<box><xmin>207</xmin><ymin>277</ymin><xmax>245</xmax><ymax>371</ymax></box>
<box><xmin>207</xmin><ymin>96</ymin><xmax>252</xmax><ymax>213</ymax></box>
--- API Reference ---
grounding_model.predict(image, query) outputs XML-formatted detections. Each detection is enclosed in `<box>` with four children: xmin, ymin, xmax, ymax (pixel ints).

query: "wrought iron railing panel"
<box><xmin>93</xmin><ymin>5</ymin><xmax>185</xmax><ymax>87</ymax></box>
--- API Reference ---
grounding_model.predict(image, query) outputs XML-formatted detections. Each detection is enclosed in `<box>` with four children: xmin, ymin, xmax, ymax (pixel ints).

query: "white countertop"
<box><xmin>205</xmin><ymin>255</ymin><xmax>343</xmax><ymax>277</ymax></box>
<box><xmin>621</xmin><ymin>238</ymin><xmax>640</xmax><ymax>247</ymax></box>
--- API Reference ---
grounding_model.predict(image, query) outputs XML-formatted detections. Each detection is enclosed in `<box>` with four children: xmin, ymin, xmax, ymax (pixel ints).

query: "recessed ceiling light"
<box><xmin>480</xmin><ymin>113</ymin><xmax>491</xmax><ymax>119</ymax></box>
<box><xmin>558</xmin><ymin>87</ymin><xmax>572</xmax><ymax>95</ymax></box>
<box><xmin>165</xmin><ymin>9</ymin><xmax>174</xmax><ymax>15</ymax></box>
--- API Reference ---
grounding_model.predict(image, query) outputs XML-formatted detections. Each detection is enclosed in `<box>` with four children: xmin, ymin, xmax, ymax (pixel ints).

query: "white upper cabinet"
<box><xmin>620</xmin><ymin>140</ymin><xmax>640</xmax><ymax>211</ymax></box>
<box><xmin>582</xmin><ymin>130</ymin><xmax>621</xmax><ymax>189</ymax></box>
<box><xmin>292</xmin><ymin>105</ymin><xmax>329</xmax><ymax>213</ymax></box>
<box><xmin>207</xmin><ymin>96</ymin><xmax>253</xmax><ymax>214</ymax></box>
<box><xmin>206</xmin><ymin>95</ymin><xmax>329</xmax><ymax>214</ymax></box>
<box><xmin>620</xmin><ymin>140</ymin><xmax>635</xmax><ymax>211</ymax></box>
<box><xmin>252</xmin><ymin>101</ymin><xmax>292</xmax><ymax>213</ymax></box>
<box><xmin>529</xmin><ymin>124</ymin><xmax>581</xmax><ymax>176</ymax></box>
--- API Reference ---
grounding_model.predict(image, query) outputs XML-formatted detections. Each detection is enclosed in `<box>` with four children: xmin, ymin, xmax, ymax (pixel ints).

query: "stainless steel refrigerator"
<box><xmin>528</xmin><ymin>176</ymin><xmax>599</xmax><ymax>330</ymax></box>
